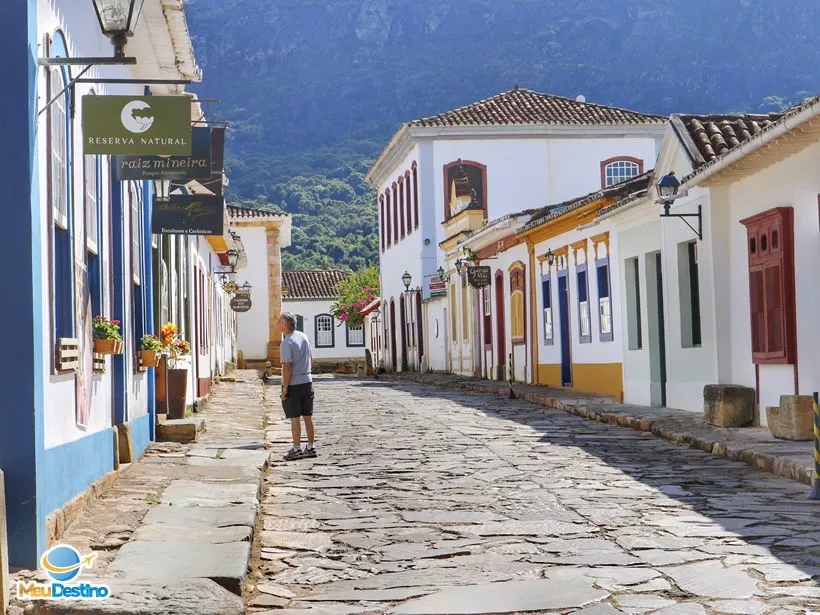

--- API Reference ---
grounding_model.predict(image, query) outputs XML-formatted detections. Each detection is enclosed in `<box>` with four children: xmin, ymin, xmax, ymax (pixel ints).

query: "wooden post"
<box><xmin>156</xmin><ymin>354</ymin><xmax>168</xmax><ymax>418</ymax></box>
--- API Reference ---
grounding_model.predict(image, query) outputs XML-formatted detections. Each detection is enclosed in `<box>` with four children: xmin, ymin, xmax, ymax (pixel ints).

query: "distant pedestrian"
<box><xmin>277</xmin><ymin>312</ymin><xmax>316</xmax><ymax>461</ymax></box>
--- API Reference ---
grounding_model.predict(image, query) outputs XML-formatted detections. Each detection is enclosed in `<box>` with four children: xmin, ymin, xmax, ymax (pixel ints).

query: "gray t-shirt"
<box><xmin>280</xmin><ymin>330</ymin><xmax>312</xmax><ymax>386</ymax></box>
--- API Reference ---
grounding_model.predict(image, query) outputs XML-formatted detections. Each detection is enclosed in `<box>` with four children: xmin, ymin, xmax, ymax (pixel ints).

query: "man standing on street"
<box><xmin>277</xmin><ymin>312</ymin><xmax>317</xmax><ymax>461</ymax></box>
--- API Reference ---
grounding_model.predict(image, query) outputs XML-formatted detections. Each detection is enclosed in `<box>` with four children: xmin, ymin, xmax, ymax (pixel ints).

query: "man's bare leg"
<box><xmin>303</xmin><ymin>416</ymin><xmax>315</xmax><ymax>444</ymax></box>
<box><xmin>290</xmin><ymin>417</ymin><xmax>302</xmax><ymax>447</ymax></box>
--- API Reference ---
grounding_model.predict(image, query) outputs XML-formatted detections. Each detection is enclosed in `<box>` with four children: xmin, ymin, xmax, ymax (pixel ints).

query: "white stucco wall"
<box><xmin>533</xmin><ymin>222</ymin><xmax>624</xmax><ymax>374</ymax></box>
<box><xmin>284</xmin><ymin>298</ymin><xmax>366</xmax><ymax>361</ymax></box>
<box><xmin>234</xmin><ymin>227</ymin><xmax>270</xmax><ymax>361</ymax></box>
<box><xmin>720</xmin><ymin>140</ymin><xmax>820</xmax><ymax>418</ymax></box>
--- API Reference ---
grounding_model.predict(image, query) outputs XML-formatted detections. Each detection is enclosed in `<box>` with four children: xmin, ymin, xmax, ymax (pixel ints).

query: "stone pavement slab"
<box><xmin>245</xmin><ymin>376</ymin><xmax>819</xmax><ymax>614</ymax></box>
<box><xmin>393</xmin><ymin>372</ymin><xmax>815</xmax><ymax>486</ymax></box>
<box><xmin>389</xmin><ymin>579</ymin><xmax>609</xmax><ymax>614</ymax></box>
<box><xmin>8</xmin><ymin>372</ymin><xmax>267</xmax><ymax>615</ymax></box>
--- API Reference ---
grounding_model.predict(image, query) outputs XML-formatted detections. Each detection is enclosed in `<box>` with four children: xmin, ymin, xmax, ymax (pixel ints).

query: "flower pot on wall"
<box><xmin>139</xmin><ymin>350</ymin><xmax>158</xmax><ymax>368</ymax></box>
<box><xmin>95</xmin><ymin>339</ymin><xmax>123</xmax><ymax>355</ymax></box>
<box><xmin>167</xmin><ymin>368</ymin><xmax>188</xmax><ymax>420</ymax></box>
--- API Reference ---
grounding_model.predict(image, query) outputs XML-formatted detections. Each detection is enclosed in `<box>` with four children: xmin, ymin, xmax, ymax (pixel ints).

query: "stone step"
<box><xmin>156</xmin><ymin>418</ymin><xmax>205</xmax><ymax>443</ymax></box>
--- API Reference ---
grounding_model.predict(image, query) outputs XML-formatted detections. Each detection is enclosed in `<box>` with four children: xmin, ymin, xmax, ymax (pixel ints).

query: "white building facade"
<box><xmin>282</xmin><ymin>270</ymin><xmax>368</xmax><ymax>368</ymax></box>
<box><xmin>368</xmin><ymin>87</ymin><xmax>666</xmax><ymax>375</ymax></box>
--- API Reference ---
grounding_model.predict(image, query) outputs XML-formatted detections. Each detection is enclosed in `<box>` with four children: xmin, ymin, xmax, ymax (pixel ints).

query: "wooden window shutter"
<box><xmin>740</xmin><ymin>207</ymin><xmax>795</xmax><ymax>364</ymax></box>
<box><xmin>748</xmin><ymin>269</ymin><xmax>765</xmax><ymax>354</ymax></box>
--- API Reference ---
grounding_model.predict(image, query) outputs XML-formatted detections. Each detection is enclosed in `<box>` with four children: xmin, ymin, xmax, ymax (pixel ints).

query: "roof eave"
<box><xmin>680</xmin><ymin>98</ymin><xmax>820</xmax><ymax>189</ymax></box>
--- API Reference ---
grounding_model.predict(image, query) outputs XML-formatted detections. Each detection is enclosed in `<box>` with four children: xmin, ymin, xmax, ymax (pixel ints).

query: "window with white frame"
<box><xmin>577</xmin><ymin>266</ymin><xmax>591</xmax><ymax>343</ymax></box>
<box><xmin>603</xmin><ymin>158</ymin><xmax>642</xmax><ymax>187</ymax></box>
<box><xmin>50</xmin><ymin>68</ymin><xmax>68</xmax><ymax>229</ymax></box>
<box><xmin>85</xmin><ymin>155</ymin><xmax>99</xmax><ymax>253</ymax></box>
<box><xmin>130</xmin><ymin>183</ymin><xmax>142</xmax><ymax>285</ymax></box>
<box><xmin>347</xmin><ymin>324</ymin><xmax>364</xmax><ymax>347</ymax></box>
<box><xmin>542</xmin><ymin>277</ymin><xmax>553</xmax><ymax>344</ymax></box>
<box><xmin>316</xmin><ymin>314</ymin><xmax>334</xmax><ymax>347</ymax></box>
<box><xmin>50</xmin><ymin>65</ymin><xmax>74</xmax><ymax>349</ymax></box>
<box><xmin>597</xmin><ymin>259</ymin><xmax>613</xmax><ymax>341</ymax></box>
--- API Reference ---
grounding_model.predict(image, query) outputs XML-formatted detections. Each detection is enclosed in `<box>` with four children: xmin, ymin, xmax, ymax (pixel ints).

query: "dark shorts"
<box><xmin>282</xmin><ymin>382</ymin><xmax>314</xmax><ymax>419</ymax></box>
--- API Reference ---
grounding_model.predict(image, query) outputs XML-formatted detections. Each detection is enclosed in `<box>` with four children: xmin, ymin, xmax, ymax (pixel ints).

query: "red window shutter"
<box><xmin>764</xmin><ymin>264</ymin><xmax>784</xmax><ymax>355</ymax></box>
<box><xmin>749</xmin><ymin>269</ymin><xmax>765</xmax><ymax>354</ymax></box>
<box><xmin>740</xmin><ymin>208</ymin><xmax>795</xmax><ymax>364</ymax></box>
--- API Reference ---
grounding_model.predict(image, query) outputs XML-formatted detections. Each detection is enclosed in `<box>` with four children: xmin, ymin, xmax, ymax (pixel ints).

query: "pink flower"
<box><xmin>340</xmin><ymin>313</ymin><xmax>348</xmax><ymax>321</ymax></box>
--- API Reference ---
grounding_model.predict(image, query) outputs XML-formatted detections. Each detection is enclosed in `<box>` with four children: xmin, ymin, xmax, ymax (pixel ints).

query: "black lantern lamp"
<box><xmin>546</xmin><ymin>249</ymin><xmax>555</xmax><ymax>267</ymax></box>
<box><xmin>436</xmin><ymin>266</ymin><xmax>450</xmax><ymax>283</ymax></box>
<box><xmin>402</xmin><ymin>271</ymin><xmax>412</xmax><ymax>291</ymax></box>
<box><xmin>454</xmin><ymin>259</ymin><xmax>466</xmax><ymax>277</ymax></box>
<box><xmin>656</xmin><ymin>171</ymin><xmax>702</xmax><ymax>240</ymax></box>
<box><xmin>656</xmin><ymin>172</ymin><xmax>681</xmax><ymax>207</ymax></box>
<box><xmin>226</xmin><ymin>249</ymin><xmax>240</xmax><ymax>269</ymax></box>
<box><xmin>92</xmin><ymin>0</ymin><xmax>146</xmax><ymax>59</ymax></box>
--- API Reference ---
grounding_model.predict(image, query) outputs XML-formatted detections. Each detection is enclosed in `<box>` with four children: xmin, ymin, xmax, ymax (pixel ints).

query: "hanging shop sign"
<box><xmin>230</xmin><ymin>293</ymin><xmax>252</xmax><ymax>313</ymax></box>
<box><xmin>467</xmin><ymin>266</ymin><xmax>492</xmax><ymax>288</ymax></box>
<box><xmin>429</xmin><ymin>275</ymin><xmax>447</xmax><ymax>298</ymax></box>
<box><xmin>210</xmin><ymin>127</ymin><xmax>226</xmax><ymax>176</ymax></box>
<box><xmin>152</xmin><ymin>194</ymin><xmax>224</xmax><ymax>236</ymax></box>
<box><xmin>115</xmin><ymin>126</ymin><xmax>217</xmax><ymax>181</ymax></box>
<box><xmin>82</xmin><ymin>95</ymin><xmax>191</xmax><ymax>155</ymax></box>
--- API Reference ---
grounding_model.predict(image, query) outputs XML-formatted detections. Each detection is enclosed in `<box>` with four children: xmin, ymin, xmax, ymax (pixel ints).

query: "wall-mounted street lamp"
<box><xmin>436</xmin><ymin>266</ymin><xmax>450</xmax><ymax>283</ymax></box>
<box><xmin>226</xmin><ymin>249</ymin><xmax>239</xmax><ymax>269</ymax></box>
<box><xmin>545</xmin><ymin>249</ymin><xmax>555</xmax><ymax>267</ymax></box>
<box><xmin>454</xmin><ymin>259</ymin><xmax>467</xmax><ymax>277</ymax></box>
<box><xmin>656</xmin><ymin>171</ymin><xmax>702</xmax><ymax>240</ymax></box>
<box><xmin>92</xmin><ymin>0</ymin><xmax>146</xmax><ymax>59</ymax></box>
<box><xmin>402</xmin><ymin>271</ymin><xmax>412</xmax><ymax>291</ymax></box>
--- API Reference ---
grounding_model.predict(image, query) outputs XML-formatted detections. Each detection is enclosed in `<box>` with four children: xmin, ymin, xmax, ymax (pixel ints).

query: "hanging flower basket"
<box><xmin>140</xmin><ymin>335</ymin><xmax>163</xmax><ymax>368</ymax></box>
<box><xmin>94</xmin><ymin>338</ymin><xmax>123</xmax><ymax>355</ymax></box>
<box><xmin>139</xmin><ymin>350</ymin><xmax>159</xmax><ymax>367</ymax></box>
<box><xmin>93</xmin><ymin>316</ymin><xmax>123</xmax><ymax>355</ymax></box>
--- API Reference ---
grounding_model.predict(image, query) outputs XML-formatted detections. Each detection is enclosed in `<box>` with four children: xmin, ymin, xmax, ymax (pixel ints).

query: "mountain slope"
<box><xmin>186</xmin><ymin>0</ymin><xmax>820</xmax><ymax>268</ymax></box>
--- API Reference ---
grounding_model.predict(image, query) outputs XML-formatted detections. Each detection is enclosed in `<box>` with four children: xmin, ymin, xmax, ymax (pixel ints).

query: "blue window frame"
<box><xmin>541</xmin><ymin>276</ymin><xmax>553</xmax><ymax>345</ymax></box>
<box><xmin>49</xmin><ymin>34</ymin><xmax>76</xmax><ymax>361</ymax></box>
<box><xmin>129</xmin><ymin>183</ymin><xmax>147</xmax><ymax>363</ymax></box>
<box><xmin>576</xmin><ymin>264</ymin><xmax>591</xmax><ymax>344</ymax></box>
<box><xmin>86</xmin><ymin>153</ymin><xmax>103</xmax><ymax>317</ymax></box>
<box><xmin>597</xmin><ymin>258</ymin><xmax>613</xmax><ymax>342</ymax></box>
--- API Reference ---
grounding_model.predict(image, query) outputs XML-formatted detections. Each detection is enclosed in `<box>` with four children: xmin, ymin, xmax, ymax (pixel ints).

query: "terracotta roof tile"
<box><xmin>227</xmin><ymin>204</ymin><xmax>287</xmax><ymax>219</ymax></box>
<box><xmin>677</xmin><ymin>96</ymin><xmax>820</xmax><ymax>176</ymax></box>
<box><xmin>282</xmin><ymin>270</ymin><xmax>346</xmax><ymax>300</ymax></box>
<box><xmin>409</xmin><ymin>87</ymin><xmax>666</xmax><ymax>128</ymax></box>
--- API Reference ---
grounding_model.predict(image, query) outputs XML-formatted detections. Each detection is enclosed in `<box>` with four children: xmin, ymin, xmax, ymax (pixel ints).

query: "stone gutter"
<box><xmin>388</xmin><ymin>372</ymin><xmax>815</xmax><ymax>487</ymax></box>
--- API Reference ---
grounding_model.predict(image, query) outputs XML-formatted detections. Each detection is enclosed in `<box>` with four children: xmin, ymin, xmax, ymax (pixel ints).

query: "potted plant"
<box><xmin>139</xmin><ymin>335</ymin><xmax>163</xmax><ymax>368</ymax></box>
<box><xmin>161</xmin><ymin>322</ymin><xmax>191</xmax><ymax>419</ymax></box>
<box><xmin>93</xmin><ymin>316</ymin><xmax>123</xmax><ymax>355</ymax></box>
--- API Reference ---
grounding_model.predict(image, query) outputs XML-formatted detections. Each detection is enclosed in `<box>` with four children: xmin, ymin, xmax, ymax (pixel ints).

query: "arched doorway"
<box><xmin>399</xmin><ymin>294</ymin><xmax>409</xmax><ymax>371</ymax></box>
<box><xmin>495</xmin><ymin>270</ymin><xmax>506</xmax><ymax>380</ymax></box>
<box><xmin>389</xmin><ymin>299</ymin><xmax>397</xmax><ymax>372</ymax></box>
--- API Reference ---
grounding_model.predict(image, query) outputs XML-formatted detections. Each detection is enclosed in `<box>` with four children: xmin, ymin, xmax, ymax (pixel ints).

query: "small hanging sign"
<box><xmin>230</xmin><ymin>294</ymin><xmax>252</xmax><ymax>313</ymax></box>
<box><xmin>467</xmin><ymin>266</ymin><xmax>491</xmax><ymax>288</ymax></box>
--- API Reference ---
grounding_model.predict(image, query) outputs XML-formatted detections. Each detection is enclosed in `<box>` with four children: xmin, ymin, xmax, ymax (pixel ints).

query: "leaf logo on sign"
<box><xmin>120</xmin><ymin>101</ymin><xmax>155</xmax><ymax>134</ymax></box>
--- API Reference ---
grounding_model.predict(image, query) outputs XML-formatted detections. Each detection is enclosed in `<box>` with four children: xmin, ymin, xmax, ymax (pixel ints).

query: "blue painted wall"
<box><xmin>0</xmin><ymin>0</ymin><xmax>46</xmax><ymax>568</ymax></box>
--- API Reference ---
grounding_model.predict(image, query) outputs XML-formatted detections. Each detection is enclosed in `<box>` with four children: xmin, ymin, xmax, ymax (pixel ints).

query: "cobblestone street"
<box><xmin>251</xmin><ymin>376</ymin><xmax>819</xmax><ymax>614</ymax></box>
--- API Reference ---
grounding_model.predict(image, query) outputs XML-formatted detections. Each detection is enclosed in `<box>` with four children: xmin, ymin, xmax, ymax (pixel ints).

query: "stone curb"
<box><xmin>388</xmin><ymin>373</ymin><xmax>813</xmax><ymax>486</ymax></box>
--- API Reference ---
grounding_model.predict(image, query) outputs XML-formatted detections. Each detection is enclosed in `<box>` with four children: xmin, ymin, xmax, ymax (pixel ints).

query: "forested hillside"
<box><xmin>186</xmin><ymin>0</ymin><xmax>819</xmax><ymax>269</ymax></box>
